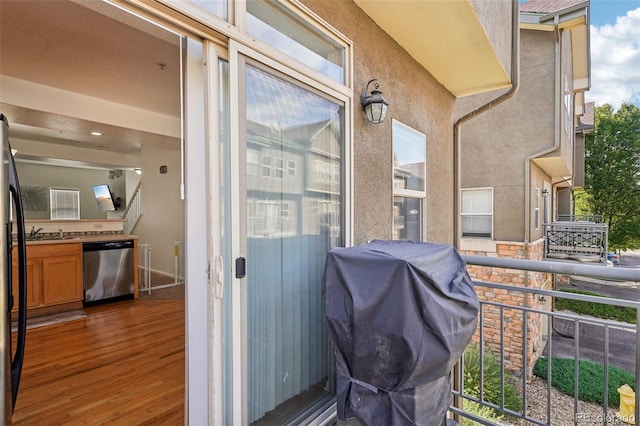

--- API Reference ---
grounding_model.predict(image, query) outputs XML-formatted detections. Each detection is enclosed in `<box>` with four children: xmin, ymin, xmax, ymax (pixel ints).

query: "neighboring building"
<box><xmin>1</xmin><ymin>0</ymin><xmax>518</xmax><ymax>423</ymax></box>
<box><xmin>458</xmin><ymin>0</ymin><xmax>591</xmax><ymax>378</ymax></box>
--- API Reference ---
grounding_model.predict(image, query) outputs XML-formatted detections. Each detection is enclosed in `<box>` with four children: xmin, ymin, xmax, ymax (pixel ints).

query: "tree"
<box><xmin>584</xmin><ymin>102</ymin><xmax>640</xmax><ymax>251</ymax></box>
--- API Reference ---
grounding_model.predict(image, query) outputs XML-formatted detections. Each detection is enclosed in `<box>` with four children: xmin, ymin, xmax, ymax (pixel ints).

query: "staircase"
<box><xmin>121</xmin><ymin>181</ymin><xmax>143</xmax><ymax>234</ymax></box>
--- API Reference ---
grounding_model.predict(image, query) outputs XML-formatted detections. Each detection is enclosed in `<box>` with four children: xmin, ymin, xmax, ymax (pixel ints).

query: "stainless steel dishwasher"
<box><xmin>83</xmin><ymin>240</ymin><xmax>135</xmax><ymax>303</ymax></box>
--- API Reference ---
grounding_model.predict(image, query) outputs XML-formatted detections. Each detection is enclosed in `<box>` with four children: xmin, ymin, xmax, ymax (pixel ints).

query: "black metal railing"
<box><xmin>450</xmin><ymin>255</ymin><xmax>640</xmax><ymax>425</ymax></box>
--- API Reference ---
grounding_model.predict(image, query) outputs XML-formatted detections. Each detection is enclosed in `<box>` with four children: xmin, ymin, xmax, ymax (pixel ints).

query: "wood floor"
<box><xmin>11</xmin><ymin>299</ymin><xmax>185</xmax><ymax>425</ymax></box>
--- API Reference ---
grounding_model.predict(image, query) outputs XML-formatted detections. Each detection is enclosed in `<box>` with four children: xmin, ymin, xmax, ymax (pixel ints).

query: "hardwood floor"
<box><xmin>11</xmin><ymin>299</ymin><xmax>185</xmax><ymax>425</ymax></box>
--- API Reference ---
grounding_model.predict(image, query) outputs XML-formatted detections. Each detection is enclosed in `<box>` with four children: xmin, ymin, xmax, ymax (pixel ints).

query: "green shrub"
<box><xmin>555</xmin><ymin>289</ymin><xmax>637</xmax><ymax>324</ymax></box>
<box><xmin>533</xmin><ymin>357</ymin><xmax>635</xmax><ymax>407</ymax></box>
<box><xmin>463</xmin><ymin>344</ymin><xmax>522</xmax><ymax>416</ymax></box>
<box><xmin>462</xmin><ymin>401</ymin><xmax>504</xmax><ymax>426</ymax></box>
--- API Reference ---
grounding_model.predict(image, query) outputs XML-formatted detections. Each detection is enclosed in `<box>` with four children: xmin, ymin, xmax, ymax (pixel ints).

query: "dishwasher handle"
<box><xmin>83</xmin><ymin>240</ymin><xmax>134</xmax><ymax>251</ymax></box>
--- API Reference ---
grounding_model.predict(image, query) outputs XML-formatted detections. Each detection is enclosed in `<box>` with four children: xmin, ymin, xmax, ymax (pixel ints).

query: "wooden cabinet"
<box><xmin>12</xmin><ymin>242</ymin><xmax>83</xmax><ymax>315</ymax></box>
<box><xmin>11</xmin><ymin>257</ymin><xmax>41</xmax><ymax>310</ymax></box>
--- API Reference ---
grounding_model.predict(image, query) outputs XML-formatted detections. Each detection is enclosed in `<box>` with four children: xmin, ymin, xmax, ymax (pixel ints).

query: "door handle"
<box><xmin>214</xmin><ymin>256</ymin><xmax>224</xmax><ymax>299</ymax></box>
<box><xmin>235</xmin><ymin>257</ymin><xmax>246</xmax><ymax>279</ymax></box>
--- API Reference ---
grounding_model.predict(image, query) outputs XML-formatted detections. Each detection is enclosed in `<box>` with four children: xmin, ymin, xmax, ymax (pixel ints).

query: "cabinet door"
<box><xmin>12</xmin><ymin>258</ymin><xmax>42</xmax><ymax>311</ymax></box>
<box><xmin>42</xmin><ymin>255</ymin><xmax>83</xmax><ymax>305</ymax></box>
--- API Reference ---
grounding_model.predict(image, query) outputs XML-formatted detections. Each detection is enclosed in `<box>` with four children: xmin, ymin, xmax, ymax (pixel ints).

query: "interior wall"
<box><xmin>14</xmin><ymin>162</ymin><xmax>115</xmax><ymax>220</ymax></box>
<box><xmin>136</xmin><ymin>143</ymin><xmax>185</xmax><ymax>278</ymax></box>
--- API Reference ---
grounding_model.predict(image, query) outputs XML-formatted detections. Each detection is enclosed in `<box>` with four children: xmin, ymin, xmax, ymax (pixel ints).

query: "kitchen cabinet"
<box><xmin>11</xmin><ymin>257</ymin><xmax>41</xmax><ymax>309</ymax></box>
<box><xmin>12</xmin><ymin>241</ymin><xmax>83</xmax><ymax>316</ymax></box>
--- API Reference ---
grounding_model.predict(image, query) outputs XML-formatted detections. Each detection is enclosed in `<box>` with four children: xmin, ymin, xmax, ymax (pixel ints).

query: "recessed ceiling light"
<box><xmin>91</xmin><ymin>131</ymin><xmax>102</xmax><ymax>136</ymax></box>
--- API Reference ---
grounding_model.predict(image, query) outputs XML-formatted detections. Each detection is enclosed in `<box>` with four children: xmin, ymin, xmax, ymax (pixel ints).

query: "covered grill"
<box><xmin>323</xmin><ymin>240</ymin><xmax>479</xmax><ymax>425</ymax></box>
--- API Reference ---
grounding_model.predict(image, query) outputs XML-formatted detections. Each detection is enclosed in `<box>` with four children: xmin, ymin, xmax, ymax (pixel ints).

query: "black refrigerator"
<box><xmin>0</xmin><ymin>114</ymin><xmax>27</xmax><ymax>422</ymax></box>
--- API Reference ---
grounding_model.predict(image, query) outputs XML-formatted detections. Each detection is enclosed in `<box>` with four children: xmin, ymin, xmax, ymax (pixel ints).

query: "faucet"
<box><xmin>29</xmin><ymin>226</ymin><xmax>43</xmax><ymax>238</ymax></box>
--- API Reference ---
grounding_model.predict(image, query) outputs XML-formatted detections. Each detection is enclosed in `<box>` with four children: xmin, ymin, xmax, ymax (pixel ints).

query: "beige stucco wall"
<box><xmin>459</xmin><ymin>28</ymin><xmax>558</xmax><ymax>242</ymax></box>
<box><xmin>538</xmin><ymin>29</ymin><xmax>575</xmax><ymax>176</ymax></box>
<box><xmin>470</xmin><ymin>0</ymin><xmax>514</xmax><ymax>80</ymax></box>
<box><xmin>301</xmin><ymin>0</ymin><xmax>457</xmax><ymax>245</ymax></box>
<box><xmin>530</xmin><ymin>163</ymin><xmax>549</xmax><ymax>241</ymax></box>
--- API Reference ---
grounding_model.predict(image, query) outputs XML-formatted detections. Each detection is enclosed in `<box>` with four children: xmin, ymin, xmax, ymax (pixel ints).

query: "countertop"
<box><xmin>20</xmin><ymin>234</ymin><xmax>138</xmax><ymax>246</ymax></box>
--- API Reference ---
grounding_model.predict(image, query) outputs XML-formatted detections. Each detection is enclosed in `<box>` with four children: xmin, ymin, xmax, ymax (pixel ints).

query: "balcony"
<box><xmin>544</xmin><ymin>221</ymin><xmax>608</xmax><ymax>264</ymax></box>
<box><xmin>449</xmin><ymin>255</ymin><xmax>640</xmax><ymax>425</ymax></box>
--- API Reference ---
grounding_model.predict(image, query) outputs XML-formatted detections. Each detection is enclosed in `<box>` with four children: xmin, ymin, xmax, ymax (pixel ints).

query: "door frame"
<box><xmin>227</xmin><ymin>39</ymin><xmax>354</xmax><ymax>424</ymax></box>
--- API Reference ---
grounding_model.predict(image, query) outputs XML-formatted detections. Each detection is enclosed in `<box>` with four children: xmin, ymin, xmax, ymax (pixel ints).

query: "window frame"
<box><xmin>461</xmin><ymin>187</ymin><xmax>493</xmax><ymax>239</ymax></box>
<box><xmin>49</xmin><ymin>187</ymin><xmax>80</xmax><ymax>220</ymax></box>
<box><xmin>534</xmin><ymin>187</ymin><xmax>541</xmax><ymax>230</ymax></box>
<box><xmin>391</xmin><ymin>119</ymin><xmax>426</xmax><ymax>241</ymax></box>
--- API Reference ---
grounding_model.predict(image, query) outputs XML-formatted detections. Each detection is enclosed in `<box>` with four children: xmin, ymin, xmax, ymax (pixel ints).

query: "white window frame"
<box><xmin>49</xmin><ymin>188</ymin><xmax>80</xmax><ymax>220</ymax></box>
<box><xmin>287</xmin><ymin>159</ymin><xmax>296</xmax><ymax>177</ymax></box>
<box><xmin>274</xmin><ymin>157</ymin><xmax>284</xmax><ymax>179</ymax></box>
<box><xmin>247</xmin><ymin>149</ymin><xmax>260</xmax><ymax>175</ymax></box>
<box><xmin>534</xmin><ymin>187</ymin><xmax>540</xmax><ymax>230</ymax></box>
<box><xmin>461</xmin><ymin>187</ymin><xmax>493</xmax><ymax>239</ymax></box>
<box><xmin>392</xmin><ymin>120</ymin><xmax>426</xmax><ymax>240</ymax></box>
<box><xmin>262</xmin><ymin>154</ymin><xmax>272</xmax><ymax>177</ymax></box>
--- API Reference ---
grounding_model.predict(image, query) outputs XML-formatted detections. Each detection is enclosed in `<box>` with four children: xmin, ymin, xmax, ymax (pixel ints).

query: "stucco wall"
<box><xmin>459</xmin><ymin>28</ymin><xmax>556</xmax><ymax>242</ymax></box>
<box><xmin>300</xmin><ymin>0</ymin><xmax>456</xmax><ymax>245</ymax></box>
<box><xmin>471</xmin><ymin>0</ymin><xmax>514</xmax><ymax>81</ymax></box>
<box><xmin>530</xmin><ymin>164</ymin><xmax>550</xmax><ymax>241</ymax></box>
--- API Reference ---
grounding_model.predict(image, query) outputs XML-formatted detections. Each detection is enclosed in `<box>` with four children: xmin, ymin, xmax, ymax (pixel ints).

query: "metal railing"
<box><xmin>543</xmin><ymin>222</ymin><xmax>608</xmax><ymax>263</ymax></box>
<box><xmin>558</xmin><ymin>214</ymin><xmax>604</xmax><ymax>223</ymax></box>
<box><xmin>450</xmin><ymin>255</ymin><xmax>640</xmax><ymax>425</ymax></box>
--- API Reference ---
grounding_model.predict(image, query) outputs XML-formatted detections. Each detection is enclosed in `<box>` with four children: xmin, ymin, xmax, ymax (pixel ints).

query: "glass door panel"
<box><xmin>241</xmin><ymin>61</ymin><xmax>343</xmax><ymax>424</ymax></box>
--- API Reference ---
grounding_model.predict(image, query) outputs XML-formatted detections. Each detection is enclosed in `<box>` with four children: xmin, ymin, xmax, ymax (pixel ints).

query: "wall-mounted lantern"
<box><xmin>360</xmin><ymin>79</ymin><xmax>389</xmax><ymax>124</ymax></box>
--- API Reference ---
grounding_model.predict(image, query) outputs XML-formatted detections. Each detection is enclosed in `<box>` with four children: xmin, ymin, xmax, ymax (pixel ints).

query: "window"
<box><xmin>287</xmin><ymin>160</ymin><xmax>296</xmax><ymax>177</ymax></box>
<box><xmin>534</xmin><ymin>187</ymin><xmax>540</xmax><ymax>230</ymax></box>
<box><xmin>246</xmin><ymin>0</ymin><xmax>346</xmax><ymax>83</ymax></box>
<box><xmin>564</xmin><ymin>74</ymin><xmax>573</xmax><ymax>142</ymax></box>
<box><xmin>461</xmin><ymin>188</ymin><xmax>493</xmax><ymax>238</ymax></box>
<box><xmin>247</xmin><ymin>149</ymin><xmax>260</xmax><ymax>175</ymax></box>
<box><xmin>274</xmin><ymin>158</ymin><xmax>284</xmax><ymax>179</ymax></box>
<box><xmin>313</xmin><ymin>159</ymin><xmax>336</xmax><ymax>183</ymax></box>
<box><xmin>262</xmin><ymin>155</ymin><xmax>272</xmax><ymax>177</ymax></box>
<box><xmin>50</xmin><ymin>188</ymin><xmax>80</xmax><ymax>220</ymax></box>
<box><xmin>392</xmin><ymin>120</ymin><xmax>426</xmax><ymax>240</ymax></box>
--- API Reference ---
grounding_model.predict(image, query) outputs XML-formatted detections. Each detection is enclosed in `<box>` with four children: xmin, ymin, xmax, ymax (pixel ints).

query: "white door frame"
<box><xmin>184</xmin><ymin>37</ymin><xmax>211</xmax><ymax>425</ymax></box>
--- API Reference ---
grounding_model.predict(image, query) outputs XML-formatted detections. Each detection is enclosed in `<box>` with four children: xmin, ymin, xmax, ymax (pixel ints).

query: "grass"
<box><xmin>533</xmin><ymin>357</ymin><xmax>635</xmax><ymax>407</ymax></box>
<box><xmin>555</xmin><ymin>288</ymin><xmax>637</xmax><ymax>324</ymax></box>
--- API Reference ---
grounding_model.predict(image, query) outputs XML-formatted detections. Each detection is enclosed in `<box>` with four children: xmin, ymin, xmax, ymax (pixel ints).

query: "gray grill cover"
<box><xmin>323</xmin><ymin>240</ymin><xmax>479</xmax><ymax>425</ymax></box>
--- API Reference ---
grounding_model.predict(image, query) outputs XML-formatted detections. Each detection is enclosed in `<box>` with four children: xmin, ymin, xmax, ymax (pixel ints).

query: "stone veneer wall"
<box><xmin>462</xmin><ymin>239</ymin><xmax>550</xmax><ymax>381</ymax></box>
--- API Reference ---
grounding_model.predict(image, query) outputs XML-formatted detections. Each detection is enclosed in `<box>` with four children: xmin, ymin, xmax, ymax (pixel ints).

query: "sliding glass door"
<box><xmin>231</xmin><ymin>56</ymin><xmax>344</xmax><ymax>424</ymax></box>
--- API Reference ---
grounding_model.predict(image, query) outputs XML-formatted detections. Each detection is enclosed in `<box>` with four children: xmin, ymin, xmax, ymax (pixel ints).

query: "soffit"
<box><xmin>520</xmin><ymin>1</ymin><xmax>590</xmax><ymax>94</ymax></box>
<box><xmin>353</xmin><ymin>0</ymin><xmax>511</xmax><ymax>98</ymax></box>
<box><xmin>533</xmin><ymin>157</ymin><xmax>571</xmax><ymax>178</ymax></box>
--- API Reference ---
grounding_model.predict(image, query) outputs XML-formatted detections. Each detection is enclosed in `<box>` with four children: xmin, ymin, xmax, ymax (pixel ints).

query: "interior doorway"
<box><xmin>0</xmin><ymin>0</ymin><xmax>193</xmax><ymax>422</ymax></box>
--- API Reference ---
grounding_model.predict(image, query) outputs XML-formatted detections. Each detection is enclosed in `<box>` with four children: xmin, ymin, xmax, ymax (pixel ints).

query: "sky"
<box><xmin>588</xmin><ymin>0</ymin><xmax>640</xmax><ymax>109</ymax></box>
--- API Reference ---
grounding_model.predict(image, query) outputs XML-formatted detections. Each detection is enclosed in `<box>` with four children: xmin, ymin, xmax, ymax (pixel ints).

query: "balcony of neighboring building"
<box><xmin>543</xmin><ymin>219</ymin><xmax>608</xmax><ymax>264</ymax></box>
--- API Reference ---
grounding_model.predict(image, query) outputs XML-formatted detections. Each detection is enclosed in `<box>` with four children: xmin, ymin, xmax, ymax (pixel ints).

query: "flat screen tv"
<box><xmin>92</xmin><ymin>184</ymin><xmax>117</xmax><ymax>212</ymax></box>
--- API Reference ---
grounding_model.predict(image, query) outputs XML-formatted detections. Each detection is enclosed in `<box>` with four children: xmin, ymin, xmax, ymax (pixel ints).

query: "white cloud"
<box><xmin>588</xmin><ymin>8</ymin><xmax>640</xmax><ymax>109</ymax></box>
